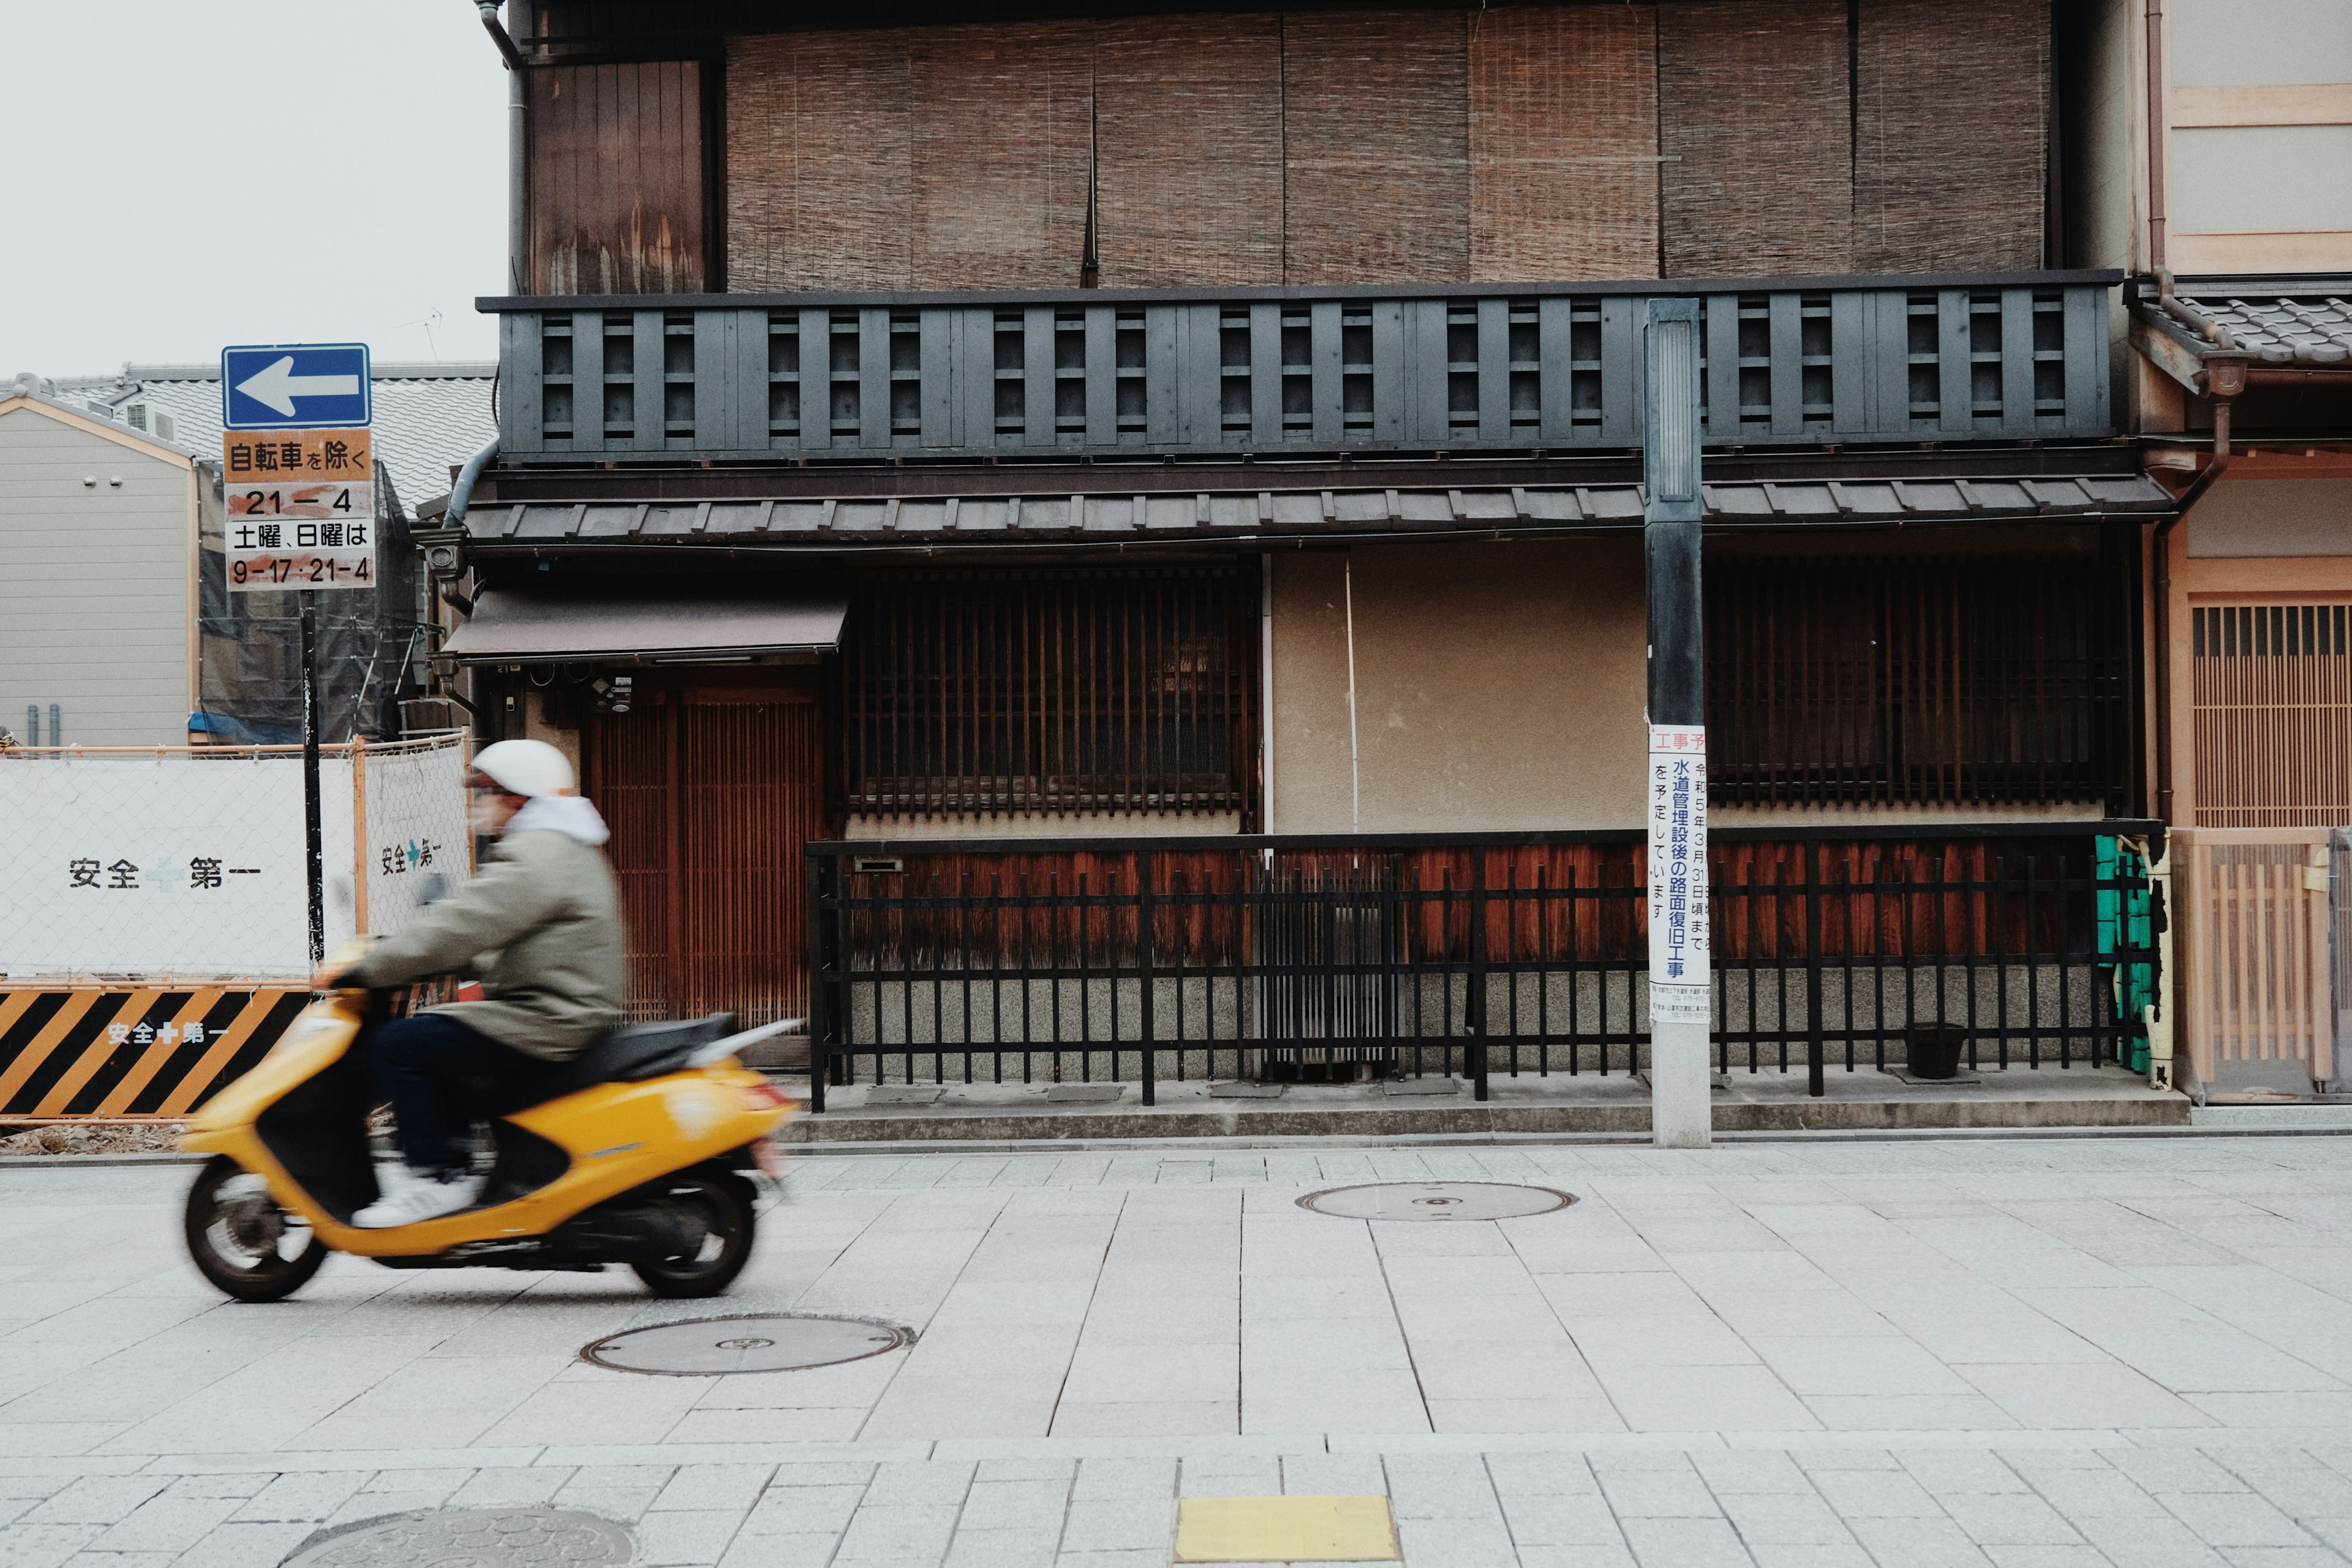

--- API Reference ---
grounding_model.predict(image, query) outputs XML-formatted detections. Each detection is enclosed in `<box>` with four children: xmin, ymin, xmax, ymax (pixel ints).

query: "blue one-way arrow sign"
<box><xmin>220</xmin><ymin>342</ymin><xmax>372</xmax><ymax>429</ymax></box>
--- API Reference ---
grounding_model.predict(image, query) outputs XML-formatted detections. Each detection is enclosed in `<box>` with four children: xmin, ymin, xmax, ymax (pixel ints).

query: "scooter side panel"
<box><xmin>323</xmin><ymin>1065</ymin><xmax>791</xmax><ymax>1259</ymax></box>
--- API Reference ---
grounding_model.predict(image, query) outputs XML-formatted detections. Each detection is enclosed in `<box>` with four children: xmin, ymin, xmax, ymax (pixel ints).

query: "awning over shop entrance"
<box><xmin>442</xmin><ymin>586</ymin><xmax>849</xmax><ymax>665</ymax></box>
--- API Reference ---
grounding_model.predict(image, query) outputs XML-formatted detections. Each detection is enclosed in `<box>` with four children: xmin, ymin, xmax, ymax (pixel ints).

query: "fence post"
<box><xmin>1470</xmin><ymin>847</ymin><xmax>1490</xmax><ymax>1101</ymax></box>
<box><xmin>1138</xmin><ymin>850</ymin><xmax>1157</xmax><ymax>1106</ymax></box>
<box><xmin>1806</xmin><ymin>840</ymin><xmax>1825</xmax><ymax>1098</ymax></box>
<box><xmin>805</xmin><ymin>852</ymin><xmax>832</xmax><ymax>1113</ymax></box>
<box><xmin>349</xmin><ymin>737</ymin><xmax>369</xmax><ymax>935</ymax></box>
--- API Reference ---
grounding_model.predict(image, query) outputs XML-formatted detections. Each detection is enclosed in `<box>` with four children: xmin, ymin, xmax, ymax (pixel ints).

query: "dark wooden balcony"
<box><xmin>483</xmin><ymin>271</ymin><xmax>2118</xmax><ymax>467</ymax></box>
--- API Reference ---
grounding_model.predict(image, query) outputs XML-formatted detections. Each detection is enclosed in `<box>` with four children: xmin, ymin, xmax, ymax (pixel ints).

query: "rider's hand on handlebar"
<box><xmin>309</xmin><ymin>964</ymin><xmax>352</xmax><ymax>992</ymax></box>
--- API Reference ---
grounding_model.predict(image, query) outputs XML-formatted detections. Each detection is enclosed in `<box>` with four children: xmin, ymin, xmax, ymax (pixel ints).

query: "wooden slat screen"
<box><xmin>1093</xmin><ymin>15</ymin><xmax>1284</xmax><ymax>288</ymax></box>
<box><xmin>842</xmin><ymin>567</ymin><xmax>1256</xmax><ymax>816</ymax></box>
<box><xmin>1708</xmin><ymin>544</ymin><xmax>2136</xmax><ymax>809</ymax></box>
<box><xmin>1469</xmin><ymin>4</ymin><xmax>1660</xmax><ymax>281</ymax></box>
<box><xmin>1659</xmin><ymin>0</ymin><xmax>1853</xmax><ymax>277</ymax></box>
<box><xmin>910</xmin><ymin>23</ymin><xmax>1094</xmax><ymax>290</ymax></box>
<box><xmin>726</xmin><ymin>32</ymin><xmax>913</xmax><ymax>291</ymax></box>
<box><xmin>2192</xmin><ymin>603</ymin><xmax>2352</xmax><ymax>827</ymax></box>
<box><xmin>530</xmin><ymin>62</ymin><xmax>706</xmax><ymax>294</ymax></box>
<box><xmin>1281</xmin><ymin>11</ymin><xmax>1471</xmax><ymax>284</ymax></box>
<box><xmin>587</xmin><ymin>690</ymin><xmax>823</xmax><ymax>1026</ymax></box>
<box><xmin>1855</xmin><ymin>0</ymin><xmax>2049</xmax><ymax>272</ymax></box>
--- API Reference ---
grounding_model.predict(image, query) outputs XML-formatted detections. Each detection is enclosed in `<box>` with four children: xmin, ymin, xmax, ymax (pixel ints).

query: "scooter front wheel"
<box><xmin>184</xmin><ymin>1156</ymin><xmax>328</xmax><ymax>1303</ymax></box>
<box><xmin>630</xmin><ymin>1169</ymin><xmax>755</xmax><ymax>1298</ymax></box>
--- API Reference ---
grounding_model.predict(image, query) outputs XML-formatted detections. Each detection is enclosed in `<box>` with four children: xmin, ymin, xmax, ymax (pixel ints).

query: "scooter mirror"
<box><xmin>416</xmin><ymin>872</ymin><xmax>450</xmax><ymax>905</ymax></box>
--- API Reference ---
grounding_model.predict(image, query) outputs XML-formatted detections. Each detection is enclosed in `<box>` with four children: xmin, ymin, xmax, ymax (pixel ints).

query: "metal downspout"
<box><xmin>478</xmin><ymin>2</ymin><xmax>528</xmax><ymax>295</ymax></box>
<box><xmin>2152</xmin><ymin>398</ymin><xmax>2231</xmax><ymax>825</ymax></box>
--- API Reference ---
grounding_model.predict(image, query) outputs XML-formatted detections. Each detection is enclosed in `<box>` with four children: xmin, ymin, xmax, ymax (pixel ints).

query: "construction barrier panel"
<box><xmin>0</xmin><ymin>733</ymin><xmax>467</xmax><ymax>1120</ymax></box>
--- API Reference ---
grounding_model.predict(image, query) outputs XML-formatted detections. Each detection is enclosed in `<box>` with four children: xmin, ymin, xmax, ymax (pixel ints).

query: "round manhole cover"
<box><xmin>282</xmin><ymin>1509</ymin><xmax>633</xmax><ymax>1567</ymax></box>
<box><xmin>581</xmin><ymin>1313</ymin><xmax>916</xmax><ymax>1375</ymax></box>
<box><xmin>1298</xmin><ymin>1181</ymin><xmax>1576</xmax><ymax>1221</ymax></box>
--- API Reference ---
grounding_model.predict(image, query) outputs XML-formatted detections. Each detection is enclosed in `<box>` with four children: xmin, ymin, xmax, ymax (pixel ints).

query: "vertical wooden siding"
<box><xmin>910</xmin><ymin>23</ymin><xmax>1095</xmax><ymax>290</ymax></box>
<box><xmin>1855</xmin><ymin>0</ymin><xmax>2049</xmax><ymax>272</ymax></box>
<box><xmin>587</xmin><ymin>689</ymin><xmax>824</xmax><ymax>1027</ymax></box>
<box><xmin>1659</xmin><ymin>0</ymin><xmax>1853</xmax><ymax>277</ymax></box>
<box><xmin>1093</xmin><ymin>14</ymin><xmax>1284</xmax><ymax>288</ymax></box>
<box><xmin>726</xmin><ymin>32</ymin><xmax>913</xmax><ymax>291</ymax></box>
<box><xmin>2193</xmin><ymin>603</ymin><xmax>2352</xmax><ymax>827</ymax></box>
<box><xmin>1469</xmin><ymin>4</ymin><xmax>1661</xmax><ymax>281</ymax></box>
<box><xmin>530</xmin><ymin>61</ymin><xmax>706</xmax><ymax>295</ymax></box>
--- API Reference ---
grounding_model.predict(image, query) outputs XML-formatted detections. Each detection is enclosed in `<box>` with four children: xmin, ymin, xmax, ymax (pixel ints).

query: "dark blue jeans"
<box><xmin>363</xmin><ymin>1013</ymin><xmax>541</xmax><ymax>1174</ymax></box>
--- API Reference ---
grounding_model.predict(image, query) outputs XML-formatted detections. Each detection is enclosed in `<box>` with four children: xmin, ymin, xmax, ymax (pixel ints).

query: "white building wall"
<box><xmin>0</xmin><ymin>405</ymin><xmax>193</xmax><ymax>746</ymax></box>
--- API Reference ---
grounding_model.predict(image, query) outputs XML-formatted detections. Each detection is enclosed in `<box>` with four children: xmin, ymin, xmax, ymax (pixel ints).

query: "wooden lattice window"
<box><xmin>2193</xmin><ymin>602</ymin><xmax>2352</xmax><ymax>827</ymax></box>
<box><xmin>840</xmin><ymin>567</ymin><xmax>1256</xmax><ymax>816</ymax></box>
<box><xmin>1708</xmin><ymin>541</ymin><xmax>2137</xmax><ymax>809</ymax></box>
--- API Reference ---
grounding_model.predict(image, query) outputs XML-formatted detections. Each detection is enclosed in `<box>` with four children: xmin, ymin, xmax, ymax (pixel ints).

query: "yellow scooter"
<box><xmin>179</xmin><ymin>954</ymin><xmax>796</xmax><ymax>1303</ymax></box>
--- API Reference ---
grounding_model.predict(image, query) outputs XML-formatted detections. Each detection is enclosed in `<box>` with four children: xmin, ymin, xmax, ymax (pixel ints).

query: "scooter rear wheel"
<box><xmin>184</xmin><ymin>1156</ymin><xmax>328</xmax><ymax>1303</ymax></box>
<box><xmin>630</xmin><ymin>1169</ymin><xmax>755</xmax><ymax>1298</ymax></box>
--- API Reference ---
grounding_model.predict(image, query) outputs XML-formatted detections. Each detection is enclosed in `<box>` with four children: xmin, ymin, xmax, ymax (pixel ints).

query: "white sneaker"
<box><xmin>352</xmin><ymin>1169</ymin><xmax>480</xmax><ymax>1229</ymax></box>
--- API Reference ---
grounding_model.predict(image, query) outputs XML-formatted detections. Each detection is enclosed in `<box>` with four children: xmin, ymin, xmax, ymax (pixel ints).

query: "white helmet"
<box><xmin>469</xmin><ymin>739</ymin><xmax>576</xmax><ymax>798</ymax></box>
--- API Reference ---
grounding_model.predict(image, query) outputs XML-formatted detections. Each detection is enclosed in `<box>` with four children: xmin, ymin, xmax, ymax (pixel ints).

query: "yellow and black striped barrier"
<box><xmin>0</xmin><ymin>987</ymin><xmax>309</xmax><ymax>1121</ymax></box>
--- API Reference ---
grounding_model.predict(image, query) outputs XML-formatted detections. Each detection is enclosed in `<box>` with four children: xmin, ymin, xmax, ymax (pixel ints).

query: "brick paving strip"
<box><xmin>2</xmin><ymin>1134</ymin><xmax>2350</xmax><ymax>1566</ymax></box>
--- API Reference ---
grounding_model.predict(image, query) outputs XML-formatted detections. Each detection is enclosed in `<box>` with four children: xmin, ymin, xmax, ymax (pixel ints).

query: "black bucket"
<box><xmin>1905</xmin><ymin>1024</ymin><xmax>1970</xmax><ymax>1080</ymax></box>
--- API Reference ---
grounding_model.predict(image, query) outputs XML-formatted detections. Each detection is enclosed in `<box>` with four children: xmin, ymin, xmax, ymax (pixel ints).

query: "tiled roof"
<box><xmin>461</xmin><ymin>474</ymin><xmax>2174</xmax><ymax>548</ymax></box>
<box><xmin>2172</xmin><ymin>285</ymin><xmax>2352</xmax><ymax>367</ymax></box>
<box><xmin>53</xmin><ymin>364</ymin><xmax>496</xmax><ymax>516</ymax></box>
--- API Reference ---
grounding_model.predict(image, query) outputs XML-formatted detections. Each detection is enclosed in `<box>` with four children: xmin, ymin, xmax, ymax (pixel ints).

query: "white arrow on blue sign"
<box><xmin>219</xmin><ymin>342</ymin><xmax>372</xmax><ymax>430</ymax></box>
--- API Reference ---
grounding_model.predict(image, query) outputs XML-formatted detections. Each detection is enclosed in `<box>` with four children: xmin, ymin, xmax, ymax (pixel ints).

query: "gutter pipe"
<box><xmin>478</xmin><ymin>2</ymin><xmax>528</xmax><ymax>296</ymax></box>
<box><xmin>2144</xmin><ymin>0</ymin><xmax>2236</xmax><ymax>348</ymax></box>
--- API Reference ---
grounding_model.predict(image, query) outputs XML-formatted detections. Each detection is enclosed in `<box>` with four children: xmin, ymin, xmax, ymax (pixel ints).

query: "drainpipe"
<box><xmin>478</xmin><ymin>2</ymin><xmax>528</xmax><ymax>296</ymax></box>
<box><xmin>2152</xmin><ymin>391</ymin><xmax>2237</xmax><ymax>824</ymax></box>
<box><xmin>1260</xmin><ymin>554</ymin><xmax>1275</xmax><ymax>832</ymax></box>
<box><xmin>2144</xmin><ymin>0</ymin><xmax>2237</xmax><ymax>349</ymax></box>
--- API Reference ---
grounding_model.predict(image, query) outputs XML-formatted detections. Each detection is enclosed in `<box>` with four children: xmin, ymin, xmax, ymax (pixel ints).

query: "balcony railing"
<box><xmin>485</xmin><ymin>271</ymin><xmax>2117</xmax><ymax>466</ymax></box>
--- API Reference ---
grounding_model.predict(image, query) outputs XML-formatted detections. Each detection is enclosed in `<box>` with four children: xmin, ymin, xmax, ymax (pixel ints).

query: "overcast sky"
<box><xmin>1</xmin><ymin>2</ymin><xmax>509</xmax><ymax>379</ymax></box>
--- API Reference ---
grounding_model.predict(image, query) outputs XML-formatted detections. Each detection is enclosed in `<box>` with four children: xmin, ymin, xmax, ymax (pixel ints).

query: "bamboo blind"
<box><xmin>2192</xmin><ymin>603</ymin><xmax>2352</xmax><ymax>827</ymax></box>
<box><xmin>1469</xmin><ymin>4</ymin><xmax>1660</xmax><ymax>281</ymax></box>
<box><xmin>841</xmin><ymin>568</ymin><xmax>1254</xmax><ymax>816</ymax></box>
<box><xmin>910</xmin><ymin>23</ymin><xmax>1093</xmax><ymax>290</ymax></box>
<box><xmin>2174</xmin><ymin>828</ymin><xmax>2336</xmax><ymax>1086</ymax></box>
<box><xmin>1093</xmin><ymin>15</ymin><xmax>1284</xmax><ymax>288</ymax></box>
<box><xmin>1659</xmin><ymin>0</ymin><xmax>1853</xmax><ymax>277</ymax></box>
<box><xmin>1281</xmin><ymin>10</ymin><xmax>1471</xmax><ymax>285</ymax></box>
<box><xmin>725</xmin><ymin>31</ymin><xmax>913</xmax><ymax>291</ymax></box>
<box><xmin>1855</xmin><ymin>0</ymin><xmax>2049</xmax><ymax>272</ymax></box>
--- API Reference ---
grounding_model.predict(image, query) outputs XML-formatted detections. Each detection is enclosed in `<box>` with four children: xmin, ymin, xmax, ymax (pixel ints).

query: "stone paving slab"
<box><xmin>2</xmin><ymin>1136</ymin><xmax>2350</xmax><ymax>1565</ymax></box>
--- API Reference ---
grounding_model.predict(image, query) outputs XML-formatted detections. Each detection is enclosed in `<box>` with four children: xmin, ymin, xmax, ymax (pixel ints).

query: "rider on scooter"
<box><xmin>311</xmin><ymin>739</ymin><xmax>628</xmax><ymax>1228</ymax></box>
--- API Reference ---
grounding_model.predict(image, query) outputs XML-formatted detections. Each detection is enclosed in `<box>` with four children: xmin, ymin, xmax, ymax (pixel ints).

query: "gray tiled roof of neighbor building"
<box><xmin>2174</xmin><ymin>284</ymin><xmax>2352</xmax><ymax>366</ymax></box>
<box><xmin>461</xmin><ymin>474</ymin><xmax>2176</xmax><ymax>547</ymax></box>
<box><xmin>55</xmin><ymin>363</ymin><xmax>496</xmax><ymax>514</ymax></box>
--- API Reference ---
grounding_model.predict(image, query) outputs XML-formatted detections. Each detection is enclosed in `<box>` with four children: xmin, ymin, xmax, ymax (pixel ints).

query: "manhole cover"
<box><xmin>1298</xmin><ymin>1181</ymin><xmax>1576</xmax><ymax>1221</ymax></box>
<box><xmin>581</xmin><ymin>1312</ymin><xmax>916</xmax><ymax>1375</ymax></box>
<box><xmin>282</xmin><ymin>1509</ymin><xmax>633</xmax><ymax>1567</ymax></box>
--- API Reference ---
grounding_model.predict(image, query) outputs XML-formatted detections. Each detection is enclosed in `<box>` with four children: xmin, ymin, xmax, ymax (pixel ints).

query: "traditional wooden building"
<box><xmin>426</xmin><ymin>0</ymin><xmax>2186</xmax><ymax>1093</ymax></box>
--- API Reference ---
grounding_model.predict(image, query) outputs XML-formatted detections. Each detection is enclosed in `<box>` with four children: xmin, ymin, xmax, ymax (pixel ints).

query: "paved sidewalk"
<box><xmin>2</xmin><ymin>1134</ymin><xmax>2350</xmax><ymax>1566</ymax></box>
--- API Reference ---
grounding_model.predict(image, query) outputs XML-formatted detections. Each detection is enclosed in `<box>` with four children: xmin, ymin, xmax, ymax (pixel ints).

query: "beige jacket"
<box><xmin>346</xmin><ymin>827</ymin><xmax>629</xmax><ymax>1061</ymax></box>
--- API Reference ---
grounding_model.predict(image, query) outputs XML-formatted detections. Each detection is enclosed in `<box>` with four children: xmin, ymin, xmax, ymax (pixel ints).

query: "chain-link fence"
<box><xmin>0</xmin><ymin>733</ymin><xmax>469</xmax><ymax>982</ymax></box>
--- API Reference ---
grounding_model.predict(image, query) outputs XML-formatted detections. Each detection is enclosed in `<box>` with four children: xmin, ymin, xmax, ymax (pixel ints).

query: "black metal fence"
<box><xmin>804</xmin><ymin>823</ymin><xmax>2162</xmax><ymax>1110</ymax></box>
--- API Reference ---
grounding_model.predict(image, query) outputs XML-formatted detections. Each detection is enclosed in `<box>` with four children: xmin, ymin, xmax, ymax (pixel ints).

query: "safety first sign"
<box><xmin>222</xmin><ymin>427</ymin><xmax>375</xmax><ymax>592</ymax></box>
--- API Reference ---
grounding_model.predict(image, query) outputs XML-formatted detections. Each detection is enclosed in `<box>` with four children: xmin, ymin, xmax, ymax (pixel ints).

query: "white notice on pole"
<box><xmin>1646</xmin><ymin>724</ymin><xmax>1710</xmax><ymax>1025</ymax></box>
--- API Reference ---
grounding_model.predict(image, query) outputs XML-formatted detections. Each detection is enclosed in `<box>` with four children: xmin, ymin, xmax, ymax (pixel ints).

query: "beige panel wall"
<box><xmin>0</xmin><ymin>407</ymin><xmax>192</xmax><ymax>747</ymax></box>
<box><xmin>1269</xmin><ymin>541</ymin><xmax>1646</xmax><ymax>834</ymax></box>
<box><xmin>2187</xmin><ymin>478</ymin><xmax>2352</xmax><ymax>557</ymax></box>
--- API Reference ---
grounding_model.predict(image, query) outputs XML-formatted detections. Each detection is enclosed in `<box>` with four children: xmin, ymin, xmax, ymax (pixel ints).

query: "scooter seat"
<box><xmin>485</xmin><ymin>1014</ymin><xmax>739</xmax><ymax>1114</ymax></box>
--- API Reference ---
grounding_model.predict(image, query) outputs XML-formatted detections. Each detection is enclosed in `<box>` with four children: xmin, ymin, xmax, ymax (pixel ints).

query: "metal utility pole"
<box><xmin>1643</xmin><ymin>298</ymin><xmax>1711</xmax><ymax>1150</ymax></box>
<box><xmin>301</xmin><ymin>596</ymin><xmax>325</xmax><ymax>966</ymax></box>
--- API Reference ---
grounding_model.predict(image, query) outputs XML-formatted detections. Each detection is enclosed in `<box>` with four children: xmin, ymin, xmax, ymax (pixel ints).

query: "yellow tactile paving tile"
<box><xmin>1174</xmin><ymin>1495</ymin><xmax>1400</xmax><ymax>1562</ymax></box>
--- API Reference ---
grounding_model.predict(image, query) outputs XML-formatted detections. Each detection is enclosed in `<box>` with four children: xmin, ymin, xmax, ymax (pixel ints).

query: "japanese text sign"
<box><xmin>222</xmin><ymin>428</ymin><xmax>375</xmax><ymax>593</ymax></box>
<box><xmin>1646</xmin><ymin>724</ymin><xmax>1710</xmax><ymax>1025</ymax></box>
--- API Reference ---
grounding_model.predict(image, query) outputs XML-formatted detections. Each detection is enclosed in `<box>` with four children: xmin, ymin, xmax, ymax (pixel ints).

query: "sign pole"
<box><xmin>1642</xmin><ymin>300</ymin><xmax>1711</xmax><ymax>1150</ymax></box>
<box><xmin>301</xmin><ymin>595</ymin><xmax>324</xmax><ymax>968</ymax></box>
<box><xmin>217</xmin><ymin>341</ymin><xmax>375</xmax><ymax>974</ymax></box>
